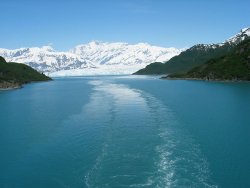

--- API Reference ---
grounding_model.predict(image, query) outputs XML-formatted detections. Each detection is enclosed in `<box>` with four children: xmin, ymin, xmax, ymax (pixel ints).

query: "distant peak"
<box><xmin>88</xmin><ymin>41</ymin><xmax>103</xmax><ymax>46</ymax></box>
<box><xmin>225</xmin><ymin>27</ymin><xmax>250</xmax><ymax>44</ymax></box>
<box><xmin>137</xmin><ymin>42</ymin><xmax>149</xmax><ymax>45</ymax></box>
<box><xmin>241</xmin><ymin>27</ymin><xmax>250</xmax><ymax>33</ymax></box>
<box><xmin>41</xmin><ymin>45</ymin><xmax>54</xmax><ymax>52</ymax></box>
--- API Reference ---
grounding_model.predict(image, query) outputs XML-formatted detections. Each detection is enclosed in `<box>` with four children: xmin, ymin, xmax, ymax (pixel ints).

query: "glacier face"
<box><xmin>0</xmin><ymin>41</ymin><xmax>182</xmax><ymax>76</ymax></box>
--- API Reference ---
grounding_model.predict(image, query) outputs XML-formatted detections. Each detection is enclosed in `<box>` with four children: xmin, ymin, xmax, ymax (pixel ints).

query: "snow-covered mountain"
<box><xmin>225</xmin><ymin>27</ymin><xmax>250</xmax><ymax>44</ymax></box>
<box><xmin>134</xmin><ymin>27</ymin><xmax>250</xmax><ymax>75</ymax></box>
<box><xmin>0</xmin><ymin>46</ymin><xmax>95</xmax><ymax>73</ymax></box>
<box><xmin>189</xmin><ymin>27</ymin><xmax>250</xmax><ymax>51</ymax></box>
<box><xmin>2</xmin><ymin>28</ymin><xmax>248</xmax><ymax>76</ymax></box>
<box><xmin>0</xmin><ymin>42</ymin><xmax>182</xmax><ymax>76</ymax></box>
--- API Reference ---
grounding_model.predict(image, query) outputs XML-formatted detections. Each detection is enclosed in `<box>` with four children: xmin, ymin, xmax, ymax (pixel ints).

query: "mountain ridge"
<box><xmin>0</xmin><ymin>42</ymin><xmax>182</xmax><ymax>76</ymax></box>
<box><xmin>134</xmin><ymin>28</ymin><xmax>250</xmax><ymax>75</ymax></box>
<box><xmin>166</xmin><ymin>39</ymin><xmax>250</xmax><ymax>81</ymax></box>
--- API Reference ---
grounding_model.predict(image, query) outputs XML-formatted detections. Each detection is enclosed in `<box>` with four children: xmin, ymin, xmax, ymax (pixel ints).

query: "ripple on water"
<box><xmin>81</xmin><ymin>80</ymin><xmax>217</xmax><ymax>188</ymax></box>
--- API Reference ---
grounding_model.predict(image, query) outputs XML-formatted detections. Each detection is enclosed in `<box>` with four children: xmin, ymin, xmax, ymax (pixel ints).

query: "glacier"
<box><xmin>1</xmin><ymin>28</ymin><xmax>248</xmax><ymax>77</ymax></box>
<box><xmin>0</xmin><ymin>41</ymin><xmax>182</xmax><ymax>77</ymax></box>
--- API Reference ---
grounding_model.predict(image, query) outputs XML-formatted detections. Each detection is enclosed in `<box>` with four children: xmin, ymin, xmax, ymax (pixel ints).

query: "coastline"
<box><xmin>161</xmin><ymin>76</ymin><xmax>250</xmax><ymax>83</ymax></box>
<box><xmin>0</xmin><ymin>79</ymin><xmax>52</xmax><ymax>91</ymax></box>
<box><xmin>0</xmin><ymin>86</ymin><xmax>21</xmax><ymax>91</ymax></box>
<box><xmin>0</xmin><ymin>81</ymin><xmax>21</xmax><ymax>90</ymax></box>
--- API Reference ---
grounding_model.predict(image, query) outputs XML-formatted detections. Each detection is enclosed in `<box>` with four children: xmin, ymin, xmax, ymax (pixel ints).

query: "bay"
<box><xmin>0</xmin><ymin>76</ymin><xmax>250</xmax><ymax>188</ymax></box>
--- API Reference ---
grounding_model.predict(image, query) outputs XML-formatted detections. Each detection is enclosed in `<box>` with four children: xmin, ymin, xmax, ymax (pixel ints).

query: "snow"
<box><xmin>245</xmin><ymin>29</ymin><xmax>250</xmax><ymax>36</ymax></box>
<box><xmin>48</xmin><ymin>64</ymin><xmax>147</xmax><ymax>77</ymax></box>
<box><xmin>225</xmin><ymin>27</ymin><xmax>250</xmax><ymax>44</ymax></box>
<box><xmin>69</xmin><ymin>42</ymin><xmax>181</xmax><ymax>66</ymax></box>
<box><xmin>241</xmin><ymin>28</ymin><xmax>249</xmax><ymax>32</ymax></box>
<box><xmin>1</xmin><ymin>28</ymin><xmax>248</xmax><ymax>77</ymax></box>
<box><xmin>0</xmin><ymin>42</ymin><xmax>182</xmax><ymax>76</ymax></box>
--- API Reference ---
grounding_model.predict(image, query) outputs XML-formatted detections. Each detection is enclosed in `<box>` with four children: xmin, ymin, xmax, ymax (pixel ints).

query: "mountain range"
<box><xmin>166</xmin><ymin>38</ymin><xmax>250</xmax><ymax>81</ymax></box>
<box><xmin>0</xmin><ymin>42</ymin><xmax>181</xmax><ymax>76</ymax></box>
<box><xmin>1</xmin><ymin>28</ymin><xmax>249</xmax><ymax>77</ymax></box>
<box><xmin>134</xmin><ymin>28</ymin><xmax>250</xmax><ymax>75</ymax></box>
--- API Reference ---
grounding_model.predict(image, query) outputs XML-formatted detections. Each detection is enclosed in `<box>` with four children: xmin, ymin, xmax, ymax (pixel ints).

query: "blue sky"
<box><xmin>1</xmin><ymin>0</ymin><xmax>250</xmax><ymax>50</ymax></box>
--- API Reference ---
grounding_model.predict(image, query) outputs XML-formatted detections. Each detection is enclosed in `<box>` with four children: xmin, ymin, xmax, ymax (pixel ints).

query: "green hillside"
<box><xmin>0</xmin><ymin>56</ymin><xmax>51</xmax><ymax>89</ymax></box>
<box><xmin>134</xmin><ymin>43</ymin><xmax>233</xmax><ymax>75</ymax></box>
<box><xmin>167</xmin><ymin>39</ymin><xmax>250</xmax><ymax>81</ymax></box>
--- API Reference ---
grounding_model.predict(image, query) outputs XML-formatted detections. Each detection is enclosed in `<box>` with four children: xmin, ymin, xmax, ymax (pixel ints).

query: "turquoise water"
<box><xmin>0</xmin><ymin>76</ymin><xmax>250</xmax><ymax>188</ymax></box>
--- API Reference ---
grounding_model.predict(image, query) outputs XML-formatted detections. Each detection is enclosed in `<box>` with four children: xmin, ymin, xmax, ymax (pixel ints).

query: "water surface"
<box><xmin>0</xmin><ymin>76</ymin><xmax>250</xmax><ymax>188</ymax></box>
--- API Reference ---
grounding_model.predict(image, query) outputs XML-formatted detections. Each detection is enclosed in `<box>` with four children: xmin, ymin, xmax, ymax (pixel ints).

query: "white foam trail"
<box><xmin>142</xmin><ymin>94</ymin><xmax>217</xmax><ymax>188</ymax></box>
<box><xmin>82</xmin><ymin>79</ymin><xmax>217</xmax><ymax>188</ymax></box>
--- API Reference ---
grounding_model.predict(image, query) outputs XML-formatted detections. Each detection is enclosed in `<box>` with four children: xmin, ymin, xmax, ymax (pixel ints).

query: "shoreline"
<box><xmin>161</xmin><ymin>76</ymin><xmax>250</xmax><ymax>83</ymax></box>
<box><xmin>0</xmin><ymin>86</ymin><xmax>21</xmax><ymax>91</ymax></box>
<box><xmin>0</xmin><ymin>79</ymin><xmax>52</xmax><ymax>91</ymax></box>
<box><xmin>0</xmin><ymin>81</ymin><xmax>21</xmax><ymax>90</ymax></box>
